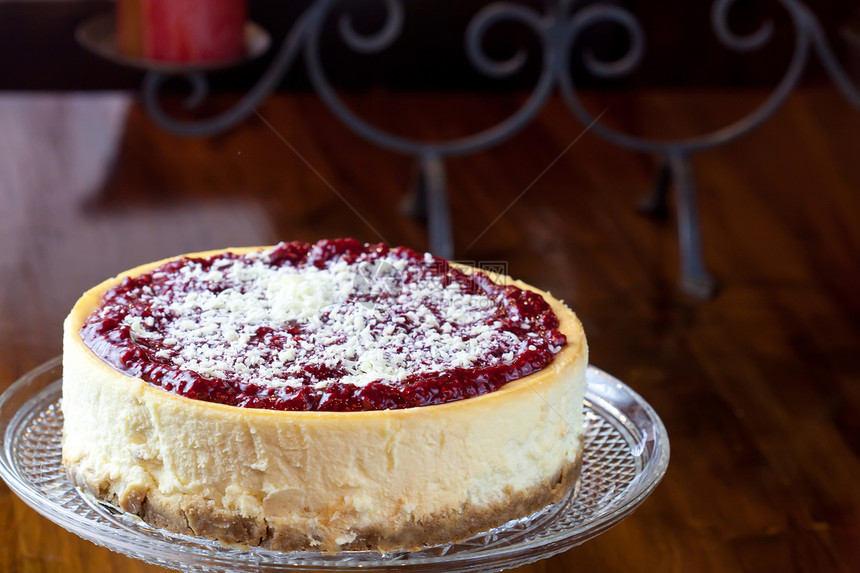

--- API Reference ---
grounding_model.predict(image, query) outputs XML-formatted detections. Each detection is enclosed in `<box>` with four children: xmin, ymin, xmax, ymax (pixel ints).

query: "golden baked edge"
<box><xmin>62</xmin><ymin>247</ymin><xmax>589</xmax><ymax>553</ymax></box>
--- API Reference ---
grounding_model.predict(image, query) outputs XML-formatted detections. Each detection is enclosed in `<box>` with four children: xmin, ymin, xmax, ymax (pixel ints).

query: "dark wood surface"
<box><xmin>0</xmin><ymin>87</ymin><xmax>858</xmax><ymax>572</ymax></box>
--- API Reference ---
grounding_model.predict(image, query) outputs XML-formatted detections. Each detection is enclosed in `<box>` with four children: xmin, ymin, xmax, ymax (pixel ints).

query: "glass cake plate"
<box><xmin>0</xmin><ymin>357</ymin><xmax>669</xmax><ymax>573</ymax></box>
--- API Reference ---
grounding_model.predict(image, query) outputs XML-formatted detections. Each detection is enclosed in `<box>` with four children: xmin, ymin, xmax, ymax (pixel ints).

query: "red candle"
<box><xmin>118</xmin><ymin>0</ymin><xmax>247</xmax><ymax>63</ymax></box>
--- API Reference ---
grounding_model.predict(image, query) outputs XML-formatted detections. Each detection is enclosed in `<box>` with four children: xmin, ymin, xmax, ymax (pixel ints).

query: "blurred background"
<box><xmin>1</xmin><ymin>0</ymin><xmax>858</xmax><ymax>90</ymax></box>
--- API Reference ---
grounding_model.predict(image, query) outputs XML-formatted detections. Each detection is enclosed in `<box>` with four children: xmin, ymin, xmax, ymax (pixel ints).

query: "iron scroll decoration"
<box><xmin>140</xmin><ymin>0</ymin><xmax>860</xmax><ymax>298</ymax></box>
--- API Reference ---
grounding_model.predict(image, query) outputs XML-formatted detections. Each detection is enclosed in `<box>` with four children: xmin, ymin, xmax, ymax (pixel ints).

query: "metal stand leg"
<box><xmin>417</xmin><ymin>154</ymin><xmax>454</xmax><ymax>259</ymax></box>
<box><xmin>668</xmin><ymin>152</ymin><xmax>717</xmax><ymax>298</ymax></box>
<box><xmin>638</xmin><ymin>159</ymin><xmax>672</xmax><ymax>219</ymax></box>
<box><xmin>401</xmin><ymin>159</ymin><xmax>429</xmax><ymax>222</ymax></box>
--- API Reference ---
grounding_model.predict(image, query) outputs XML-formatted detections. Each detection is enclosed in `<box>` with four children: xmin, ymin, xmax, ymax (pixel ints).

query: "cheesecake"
<box><xmin>62</xmin><ymin>239</ymin><xmax>588</xmax><ymax>552</ymax></box>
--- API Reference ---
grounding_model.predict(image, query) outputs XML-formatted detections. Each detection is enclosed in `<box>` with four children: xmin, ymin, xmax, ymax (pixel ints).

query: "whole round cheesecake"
<box><xmin>62</xmin><ymin>239</ymin><xmax>588</xmax><ymax>552</ymax></box>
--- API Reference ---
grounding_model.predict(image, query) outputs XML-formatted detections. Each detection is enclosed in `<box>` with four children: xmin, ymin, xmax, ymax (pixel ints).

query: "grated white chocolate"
<box><xmin>108</xmin><ymin>247</ymin><xmax>558</xmax><ymax>390</ymax></box>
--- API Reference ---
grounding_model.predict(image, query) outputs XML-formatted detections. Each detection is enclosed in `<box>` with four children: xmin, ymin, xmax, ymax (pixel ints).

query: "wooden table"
<box><xmin>1</xmin><ymin>88</ymin><xmax>858</xmax><ymax>572</ymax></box>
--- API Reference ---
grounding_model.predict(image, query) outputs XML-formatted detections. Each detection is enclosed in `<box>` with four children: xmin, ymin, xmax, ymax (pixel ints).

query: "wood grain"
<box><xmin>0</xmin><ymin>88</ymin><xmax>858</xmax><ymax>572</ymax></box>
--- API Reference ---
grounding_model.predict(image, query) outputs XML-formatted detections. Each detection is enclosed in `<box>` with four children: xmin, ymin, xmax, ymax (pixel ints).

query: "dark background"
<box><xmin>1</xmin><ymin>0</ymin><xmax>858</xmax><ymax>92</ymax></box>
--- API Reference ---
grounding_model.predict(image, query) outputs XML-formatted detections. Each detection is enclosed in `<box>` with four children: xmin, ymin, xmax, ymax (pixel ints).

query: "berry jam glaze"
<box><xmin>80</xmin><ymin>239</ymin><xmax>568</xmax><ymax>412</ymax></box>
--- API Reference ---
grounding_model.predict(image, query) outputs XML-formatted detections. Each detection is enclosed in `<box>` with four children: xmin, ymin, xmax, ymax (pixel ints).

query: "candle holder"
<box><xmin>76</xmin><ymin>12</ymin><xmax>271</xmax><ymax>75</ymax></box>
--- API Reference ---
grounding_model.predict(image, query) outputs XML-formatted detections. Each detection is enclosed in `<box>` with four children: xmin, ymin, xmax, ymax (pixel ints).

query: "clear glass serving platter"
<box><xmin>0</xmin><ymin>357</ymin><xmax>669</xmax><ymax>573</ymax></box>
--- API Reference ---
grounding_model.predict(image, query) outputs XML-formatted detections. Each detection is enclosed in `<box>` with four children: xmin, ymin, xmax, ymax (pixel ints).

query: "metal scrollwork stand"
<box><xmin>132</xmin><ymin>0</ymin><xmax>860</xmax><ymax>298</ymax></box>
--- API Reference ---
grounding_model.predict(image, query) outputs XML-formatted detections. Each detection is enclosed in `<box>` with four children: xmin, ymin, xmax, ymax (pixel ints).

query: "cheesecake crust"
<box><xmin>69</xmin><ymin>450</ymin><xmax>582</xmax><ymax>552</ymax></box>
